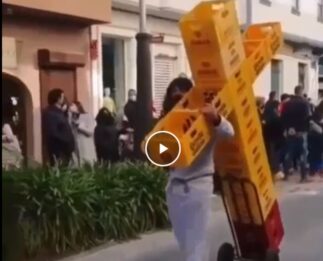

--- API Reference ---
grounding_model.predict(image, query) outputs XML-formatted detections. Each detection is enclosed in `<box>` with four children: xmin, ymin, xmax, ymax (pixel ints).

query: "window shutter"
<box><xmin>153</xmin><ymin>56</ymin><xmax>175</xmax><ymax>116</ymax></box>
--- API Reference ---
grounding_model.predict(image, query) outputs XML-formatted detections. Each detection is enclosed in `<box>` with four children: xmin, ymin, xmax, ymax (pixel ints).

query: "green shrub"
<box><xmin>2</xmin><ymin>162</ymin><xmax>169</xmax><ymax>259</ymax></box>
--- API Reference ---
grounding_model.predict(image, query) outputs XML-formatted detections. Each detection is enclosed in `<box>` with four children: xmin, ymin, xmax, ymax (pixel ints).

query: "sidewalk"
<box><xmin>60</xmin><ymin>178</ymin><xmax>323</xmax><ymax>261</ymax></box>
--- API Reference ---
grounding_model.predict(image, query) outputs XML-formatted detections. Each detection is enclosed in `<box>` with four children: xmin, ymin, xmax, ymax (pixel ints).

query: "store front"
<box><xmin>2</xmin><ymin>0</ymin><xmax>111</xmax><ymax>164</ymax></box>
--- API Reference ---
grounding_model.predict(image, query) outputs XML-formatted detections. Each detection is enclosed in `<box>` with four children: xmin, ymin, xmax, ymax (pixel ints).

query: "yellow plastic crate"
<box><xmin>174</xmin><ymin>87</ymin><xmax>218</xmax><ymax>110</ymax></box>
<box><xmin>144</xmin><ymin>109</ymin><xmax>212</xmax><ymax>168</ymax></box>
<box><xmin>221</xmin><ymin>171</ymin><xmax>276</xmax><ymax>224</ymax></box>
<box><xmin>244</xmin><ymin>39</ymin><xmax>271</xmax><ymax>81</ymax></box>
<box><xmin>182</xmin><ymin>0</ymin><xmax>241</xmax><ymax>44</ymax></box>
<box><xmin>180</xmin><ymin>0</ymin><xmax>245</xmax><ymax>85</ymax></box>
<box><xmin>214</xmin><ymin>112</ymin><xmax>277</xmax><ymax>220</ymax></box>
<box><xmin>174</xmin><ymin>86</ymin><xmax>234</xmax><ymax>118</ymax></box>
<box><xmin>218</xmin><ymin>159</ymin><xmax>276</xmax><ymax>220</ymax></box>
<box><xmin>244</xmin><ymin>22</ymin><xmax>283</xmax><ymax>57</ymax></box>
<box><xmin>222</xmin><ymin>180</ymin><xmax>263</xmax><ymax>225</ymax></box>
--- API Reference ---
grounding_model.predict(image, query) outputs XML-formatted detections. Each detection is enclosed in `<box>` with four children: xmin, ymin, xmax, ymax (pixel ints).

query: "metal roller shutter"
<box><xmin>153</xmin><ymin>56</ymin><xmax>176</xmax><ymax>116</ymax></box>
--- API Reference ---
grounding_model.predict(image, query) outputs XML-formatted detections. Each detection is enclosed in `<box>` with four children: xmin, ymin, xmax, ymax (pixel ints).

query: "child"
<box><xmin>162</xmin><ymin>77</ymin><xmax>235</xmax><ymax>261</ymax></box>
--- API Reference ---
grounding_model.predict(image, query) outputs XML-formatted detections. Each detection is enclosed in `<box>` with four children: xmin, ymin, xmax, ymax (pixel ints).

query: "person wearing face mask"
<box><xmin>69</xmin><ymin>101</ymin><xmax>96</xmax><ymax>166</ymax></box>
<box><xmin>43</xmin><ymin>89</ymin><xmax>74</xmax><ymax>166</ymax></box>
<box><xmin>124</xmin><ymin>89</ymin><xmax>137</xmax><ymax>129</ymax></box>
<box><xmin>161</xmin><ymin>77</ymin><xmax>235</xmax><ymax>261</ymax></box>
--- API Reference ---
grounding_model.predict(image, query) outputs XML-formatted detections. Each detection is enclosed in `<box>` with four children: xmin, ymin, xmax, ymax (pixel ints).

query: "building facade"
<box><xmin>2</xmin><ymin>0</ymin><xmax>111</xmax><ymax>163</ymax></box>
<box><xmin>91</xmin><ymin>0</ymin><xmax>247</xmax><ymax>115</ymax></box>
<box><xmin>249</xmin><ymin>0</ymin><xmax>323</xmax><ymax>102</ymax></box>
<box><xmin>92</xmin><ymin>0</ymin><xmax>323</xmax><ymax>116</ymax></box>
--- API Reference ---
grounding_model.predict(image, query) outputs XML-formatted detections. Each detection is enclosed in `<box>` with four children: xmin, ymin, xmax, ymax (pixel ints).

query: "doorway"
<box><xmin>2</xmin><ymin>72</ymin><xmax>33</xmax><ymax>163</ymax></box>
<box><xmin>102</xmin><ymin>37</ymin><xmax>125</xmax><ymax>112</ymax></box>
<box><xmin>39</xmin><ymin>69</ymin><xmax>77</xmax><ymax>109</ymax></box>
<box><xmin>39</xmin><ymin>68</ymin><xmax>77</xmax><ymax>163</ymax></box>
<box><xmin>271</xmin><ymin>59</ymin><xmax>283</xmax><ymax>96</ymax></box>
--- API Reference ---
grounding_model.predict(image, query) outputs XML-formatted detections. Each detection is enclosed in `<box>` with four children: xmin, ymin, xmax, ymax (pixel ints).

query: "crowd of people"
<box><xmin>41</xmin><ymin>88</ymin><xmax>138</xmax><ymax>167</ymax></box>
<box><xmin>3</xmin><ymin>81</ymin><xmax>323</xmax><ymax>178</ymax></box>
<box><xmin>258</xmin><ymin>85</ymin><xmax>323</xmax><ymax>183</ymax></box>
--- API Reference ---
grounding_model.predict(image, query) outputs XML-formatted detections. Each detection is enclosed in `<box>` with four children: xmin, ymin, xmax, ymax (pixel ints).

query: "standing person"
<box><xmin>263</xmin><ymin>100</ymin><xmax>285</xmax><ymax>180</ymax></box>
<box><xmin>279</xmin><ymin>93</ymin><xmax>290</xmax><ymax>114</ymax></box>
<box><xmin>281</xmin><ymin>85</ymin><xmax>311</xmax><ymax>182</ymax></box>
<box><xmin>103</xmin><ymin>87</ymin><xmax>117</xmax><ymax>116</ymax></box>
<box><xmin>308</xmin><ymin>104</ymin><xmax>323</xmax><ymax>177</ymax></box>
<box><xmin>161</xmin><ymin>77</ymin><xmax>235</xmax><ymax>261</ymax></box>
<box><xmin>2</xmin><ymin>107</ymin><xmax>23</xmax><ymax>169</ymax></box>
<box><xmin>69</xmin><ymin>101</ymin><xmax>96</xmax><ymax>166</ymax></box>
<box><xmin>94</xmin><ymin>108</ymin><xmax>119</xmax><ymax>163</ymax></box>
<box><xmin>124</xmin><ymin>89</ymin><xmax>137</xmax><ymax>129</ymax></box>
<box><xmin>264</xmin><ymin>91</ymin><xmax>277</xmax><ymax>113</ymax></box>
<box><xmin>2</xmin><ymin>108</ymin><xmax>21</xmax><ymax>154</ymax></box>
<box><xmin>43</xmin><ymin>89</ymin><xmax>75</xmax><ymax>166</ymax></box>
<box><xmin>255</xmin><ymin>97</ymin><xmax>266</xmax><ymax>122</ymax></box>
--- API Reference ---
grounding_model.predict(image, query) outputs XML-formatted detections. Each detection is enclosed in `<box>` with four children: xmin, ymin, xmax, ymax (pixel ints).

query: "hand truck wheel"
<box><xmin>217</xmin><ymin>242</ymin><xmax>235</xmax><ymax>261</ymax></box>
<box><xmin>264</xmin><ymin>249</ymin><xmax>280</xmax><ymax>261</ymax></box>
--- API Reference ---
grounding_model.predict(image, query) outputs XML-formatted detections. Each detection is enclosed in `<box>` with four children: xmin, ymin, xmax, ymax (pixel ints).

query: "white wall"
<box><xmin>252</xmin><ymin>0</ymin><xmax>323</xmax><ymax>42</ymax></box>
<box><xmin>253</xmin><ymin>53</ymin><xmax>318</xmax><ymax>101</ymax></box>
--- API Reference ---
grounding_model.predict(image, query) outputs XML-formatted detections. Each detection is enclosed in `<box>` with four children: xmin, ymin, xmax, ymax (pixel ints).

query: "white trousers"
<box><xmin>166</xmin><ymin>177</ymin><xmax>213</xmax><ymax>261</ymax></box>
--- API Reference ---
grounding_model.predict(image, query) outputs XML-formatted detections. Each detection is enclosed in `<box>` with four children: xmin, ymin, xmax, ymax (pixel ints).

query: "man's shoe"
<box><xmin>275</xmin><ymin>171</ymin><xmax>285</xmax><ymax>181</ymax></box>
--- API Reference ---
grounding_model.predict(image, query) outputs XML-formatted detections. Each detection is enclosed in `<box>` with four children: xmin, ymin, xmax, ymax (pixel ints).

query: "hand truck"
<box><xmin>216</xmin><ymin>176</ymin><xmax>281</xmax><ymax>261</ymax></box>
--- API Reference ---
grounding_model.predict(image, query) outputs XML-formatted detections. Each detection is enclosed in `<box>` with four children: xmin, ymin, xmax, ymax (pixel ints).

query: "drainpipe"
<box><xmin>89</xmin><ymin>26</ymin><xmax>94</xmax><ymax>116</ymax></box>
<box><xmin>246</xmin><ymin>0</ymin><xmax>252</xmax><ymax>27</ymax></box>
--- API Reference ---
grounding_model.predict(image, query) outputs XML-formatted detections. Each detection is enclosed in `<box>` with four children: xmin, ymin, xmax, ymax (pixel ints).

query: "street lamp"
<box><xmin>134</xmin><ymin>0</ymin><xmax>153</xmax><ymax>159</ymax></box>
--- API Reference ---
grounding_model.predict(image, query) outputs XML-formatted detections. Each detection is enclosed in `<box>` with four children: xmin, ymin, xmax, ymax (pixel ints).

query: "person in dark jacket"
<box><xmin>43</xmin><ymin>89</ymin><xmax>75</xmax><ymax>166</ymax></box>
<box><xmin>281</xmin><ymin>85</ymin><xmax>311</xmax><ymax>182</ymax></box>
<box><xmin>307</xmin><ymin>105</ymin><xmax>323</xmax><ymax>177</ymax></box>
<box><xmin>263</xmin><ymin>100</ymin><xmax>285</xmax><ymax>179</ymax></box>
<box><xmin>94</xmin><ymin>108</ymin><xmax>119</xmax><ymax>163</ymax></box>
<box><xmin>124</xmin><ymin>89</ymin><xmax>137</xmax><ymax>129</ymax></box>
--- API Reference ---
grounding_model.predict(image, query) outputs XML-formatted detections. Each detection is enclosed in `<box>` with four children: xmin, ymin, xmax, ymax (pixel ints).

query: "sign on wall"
<box><xmin>2</xmin><ymin>37</ymin><xmax>17</xmax><ymax>69</ymax></box>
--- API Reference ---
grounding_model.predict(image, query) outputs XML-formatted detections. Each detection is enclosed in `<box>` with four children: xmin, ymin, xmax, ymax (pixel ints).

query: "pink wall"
<box><xmin>2</xmin><ymin>19</ymin><xmax>92</xmax><ymax>163</ymax></box>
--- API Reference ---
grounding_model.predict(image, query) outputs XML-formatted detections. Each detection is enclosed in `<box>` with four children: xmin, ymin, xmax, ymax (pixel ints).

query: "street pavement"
<box><xmin>62</xmin><ymin>180</ymin><xmax>323</xmax><ymax>261</ymax></box>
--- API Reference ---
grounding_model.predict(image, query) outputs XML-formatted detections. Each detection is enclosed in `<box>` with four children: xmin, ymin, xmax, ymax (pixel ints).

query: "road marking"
<box><xmin>288</xmin><ymin>188</ymin><xmax>320</xmax><ymax>196</ymax></box>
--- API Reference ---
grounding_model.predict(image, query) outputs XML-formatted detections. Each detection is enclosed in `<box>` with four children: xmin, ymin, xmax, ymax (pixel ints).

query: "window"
<box><xmin>271</xmin><ymin>59</ymin><xmax>283</xmax><ymax>96</ymax></box>
<box><xmin>318</xmin><ymin>0</ymin><xmax>323</xmax><ymax>22</ymax></box>
<box><xmin>291</xmin><ymin>0</ymin><xmax>301</xmax><ymax>15</ymax></box>
<box><xmin>319</xmin><ymin>64</ymin><xmax>323</xmax><ymax>76</ymax></box>
<box><xmin>260</xmin><ymin>0</ymin><xmax>272</xmax><ymax>6</ymax></box>
<box><xmin>298</xmin><ymin>63</ymin><xmax>308</xmax><ymax>90</ymax></box>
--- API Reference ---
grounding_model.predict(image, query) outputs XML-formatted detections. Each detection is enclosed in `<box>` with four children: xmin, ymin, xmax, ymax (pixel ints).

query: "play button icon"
<box><xmin>145</xmin><ymin>131</ymin><xmax>181</xmax><ymax>167</ymax></box>
<box><xmin>159</xmin><ymin>144</ymin><xmax>168</xmax><ymax>154</ymax></box>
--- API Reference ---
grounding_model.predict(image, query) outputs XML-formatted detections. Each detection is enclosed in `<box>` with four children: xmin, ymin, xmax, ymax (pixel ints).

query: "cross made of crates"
<box><xmin>142</xmin><ymin>0</ymin><xmax>284</xmax><ymax>238</ymax></box>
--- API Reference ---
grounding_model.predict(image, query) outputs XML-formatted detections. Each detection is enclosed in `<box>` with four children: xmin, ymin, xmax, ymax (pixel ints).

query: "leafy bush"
<box><xmin>2</xmin><ymin>162</ymin><xmax>169</xmax><ymax>259</ymax></box>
